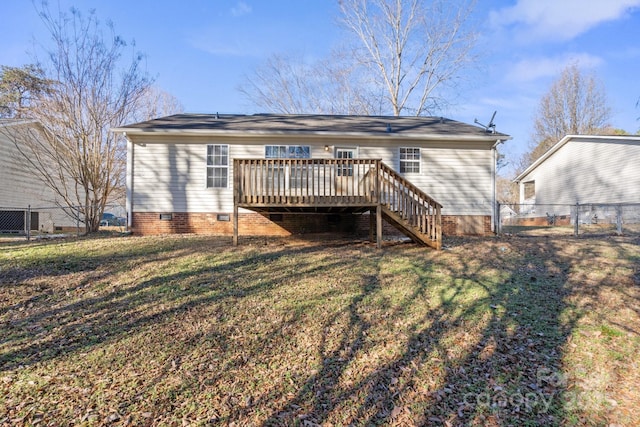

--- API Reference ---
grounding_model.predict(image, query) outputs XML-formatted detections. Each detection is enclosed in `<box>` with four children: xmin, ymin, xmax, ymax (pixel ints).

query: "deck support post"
<box><xmin>233</xmin><ymin>204</ymin><xmax>239</xmax><ymax>246</ymax></box>
<box><xmin>369</xmin><ymin>208</ymin><xmax>375</xmax><ymax>243</ymax></box>
<box><xmin>233</xmin><ymin>158</ymin><xmax>240</xmax><ymax>246</ymax></box>
<box><xmin>376</xmin><ymin>204</ymin><xmax>382</xmax><ymax>249</ymax></box>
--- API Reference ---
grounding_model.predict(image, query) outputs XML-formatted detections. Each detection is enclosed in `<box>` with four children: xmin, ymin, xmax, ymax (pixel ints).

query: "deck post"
<box><xmin>369</xmin><ymin>208</ymin><xmax>375</xmax><ymax>242</ymax></box>
<box><xmin>233</xmin><ymin>159</ymin><xmax>239</xmax><ymax>246</ymax></box>
<box><xmin>233</xmin><ymin>204</ymin><xmax>238</xmax><ymax>246</ymax></box>
<box><xmin>376</xmin><ymin>203</ymin><xmax>382</xmax><ymax>249</ymax></box>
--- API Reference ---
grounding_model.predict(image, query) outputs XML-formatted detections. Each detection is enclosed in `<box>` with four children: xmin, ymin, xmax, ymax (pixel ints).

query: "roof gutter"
<box><xmin>110</xmin><ymin>127</ymin><xmax>511</xmax><ymax>143</ymax></box>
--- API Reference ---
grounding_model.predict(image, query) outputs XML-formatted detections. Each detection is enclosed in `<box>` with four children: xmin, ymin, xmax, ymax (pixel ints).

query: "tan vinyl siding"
<box><xmin>522</xmin><ymin>137</ymin><xmax>640</xmax><ymax>205</ymax></box>
<box><xmin>130</xmin><ymin>135</ymin><xmax>495</xmax><ymax>216</ymax></box>
<box><xmin>131</xmin><ymin>137</ymin><xmax>339</xmax><ymax>213</ymax></box>
<box><xmin>0</xmin><ymin>124</ymin><xmax>78</xmax><ymax>229</ymax></box>
<box><xmin>359</xmin><ymin>143</ymin><xmax>493</xmax><ymax>215</ymax></box>
<box><xmin>0</xmin><ymin>130</ymin><xmax>55</xmax><ymax>208</ymax></box>
<box><xmin>419</xmin><ymin>148</ymin><xmax>493</xmax><ymax>215</ymax></box>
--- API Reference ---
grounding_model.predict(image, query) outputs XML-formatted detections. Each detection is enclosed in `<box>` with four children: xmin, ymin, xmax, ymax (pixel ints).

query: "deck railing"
<box><xmin>233</xmin><ymin>158</ymin><xmax>442</xmax><ymax>248</ymax></box>
<box><xmin>234</xmin><ymin>158</ymin><xmax>379</xmax><ymax>207</ymax></box>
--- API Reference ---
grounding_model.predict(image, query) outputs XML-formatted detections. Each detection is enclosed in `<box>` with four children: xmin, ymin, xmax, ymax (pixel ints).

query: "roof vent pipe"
<box><xmin>215</xmin><ymin>112</ymin><xmax>219</xmax><ymax>119</ymax></box>
<box><xmin>386</xmin><ymin>123</ymin><xmax>392</xmax><ymax>132</ymax></box>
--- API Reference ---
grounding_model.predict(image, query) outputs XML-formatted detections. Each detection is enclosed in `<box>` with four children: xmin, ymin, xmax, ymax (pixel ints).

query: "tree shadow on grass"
<box><xmin>0</xmin><ymin>238</ymin><xmax>344</xmax><ymax>372</ymax></box>
<box><xmin>259</xmin><ymin>237</ymin><xmax>582</xmax><ymax>426</ymax></box>
<box><xmin>3</xmin><ymin>235</ymin><xmax>636</xmax><ymax>425</ymax></box>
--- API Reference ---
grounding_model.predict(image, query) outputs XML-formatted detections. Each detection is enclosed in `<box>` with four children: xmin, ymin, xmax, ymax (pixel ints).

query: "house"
<box><xmin>0</xmin><ymin>119</ymin><xmax>78</xmax><ymax>233</ymax></box>
<box><xmin>112</xmin><ymin>114</ymin><xmax>511</xmax><ymax>249</ymax></box>
<box><xmin>513</xmin><ymin>134</ymin><xmax>640</xmax><ymax>224</ymax></box>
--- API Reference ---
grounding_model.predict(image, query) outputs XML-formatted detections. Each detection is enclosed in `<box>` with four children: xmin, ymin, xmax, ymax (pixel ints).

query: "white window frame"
<box><xmin>399</xmin><ymin>147</ymin><xmax>421</xmax><ymax>174</ymax></box>
<box><xmin>335</xmin><ymin>147</ymin><xmax>357</xmax><ymax>177</ymax></box>
<box><xmin>264</xmin><ymin>145</ymin><xmax>310</xmax><ymax>159</ymax></box>
<box><xmin>206</xmin><ymin>144</ymin><xmax>229</xmax><ymax>188</ymax></box>
<box><xmin>265</xmin><ymin>145</ymin><xmax>311</xmax><ymax>189</ymax></box>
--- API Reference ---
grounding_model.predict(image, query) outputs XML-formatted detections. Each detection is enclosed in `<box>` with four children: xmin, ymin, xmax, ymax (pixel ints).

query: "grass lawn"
<box><xmin>1</xmin><ymin>234</ymin><xmax>639</xmax><ymax>426</ymax></box>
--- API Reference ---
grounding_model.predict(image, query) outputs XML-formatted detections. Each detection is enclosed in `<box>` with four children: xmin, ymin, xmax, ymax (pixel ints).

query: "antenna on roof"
<box><xmin>474</xmin><ymin>111</ymin><xmax>497</xmax><ymax>133</ymax></box>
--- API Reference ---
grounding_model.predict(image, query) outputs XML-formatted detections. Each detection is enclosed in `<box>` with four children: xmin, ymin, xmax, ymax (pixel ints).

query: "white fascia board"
<box><xmin>110</xmin><ymin>127</ymin><xmax>511</xmax><ymax>143</ymax></box>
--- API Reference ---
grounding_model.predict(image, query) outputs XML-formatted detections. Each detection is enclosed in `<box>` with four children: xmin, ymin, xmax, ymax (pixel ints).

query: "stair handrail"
<box><xmin>377</xmin><ymin>162</ymin><xmax>442</xmax><ymax>247</ymax></box>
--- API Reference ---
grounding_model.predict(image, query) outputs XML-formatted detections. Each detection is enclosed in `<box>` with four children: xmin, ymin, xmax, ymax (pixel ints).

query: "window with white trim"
<box><xmin>206</xmin><ymin>144</ymin><xmax>228</xmax><ymax>188</ymax></box>
<box><xmin>523</xmin><ymin>181</ymin><xmax>535</xmax><ymax>200</ymax></box>
<box><xmin>265</xmin><ymin>145</ymin><xmax>311</xmax><ymax>188</ymax></box>
<box><xmin>399</xmin><ymin>147</ymin><xmax>420</xmax><ymax>173</ymax></box>
<box><xmin>265</xmin><ymin>145</ymin><xmax>310</xmax><ymax>159</ymax></box>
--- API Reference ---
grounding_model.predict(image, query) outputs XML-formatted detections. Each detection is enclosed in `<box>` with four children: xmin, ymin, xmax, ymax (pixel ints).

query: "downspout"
<box><xmin>124</xmin><ymin>132</ymin><xmax>134</xmax><ymax>230</ymax></box>
<box><xmin>491</xmin><ymin>139</ymin><xmax>504</xmax><ymax>233</ymax></box>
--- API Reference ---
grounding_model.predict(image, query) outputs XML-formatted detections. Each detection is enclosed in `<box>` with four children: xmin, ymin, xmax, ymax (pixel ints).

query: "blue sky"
<box><xmin>2</xmin><ymin>0</ymin><xmax>640</xmax><ymax>172</ymax></box>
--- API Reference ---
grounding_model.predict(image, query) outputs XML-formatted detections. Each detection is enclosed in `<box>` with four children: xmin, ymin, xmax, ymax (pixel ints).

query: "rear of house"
<box><xmin>113</xmin><ymin>114</ymin><xmax>510</xmax><ymax>245</ymax></box>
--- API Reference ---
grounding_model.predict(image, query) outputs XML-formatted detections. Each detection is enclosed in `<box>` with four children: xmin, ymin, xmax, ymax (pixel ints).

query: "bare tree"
<box><xmin>338</xmin><ymin>0</ymin><xmax>478</xmax><ymax>116</ymax></box>
<box><xmin>526</xmin><ymin>63</ymin><xmax>611</xmax><ymax>165</ymax></box>
<box><xmin>240</xmin><ymin>0</ymin><xmax>478</xmax><ymax>116</ymax></box>
<box><xmin>239</xmin><ymin>52</ymin><xmax>378</xmax><ymax>115</ymax></box>
<box><xmin>496</xmin><ymin>176</ymin><xmax>519</xmax><ymax>205</ymax></box>
<box><xmin>10</xmin><ymin>5</ymin><xmax>152</xmax><ymax>232</ymax></box>
<box><xmin>132</xmin><ymin>85</ymin><xmax>184</xmax><ymax>122</ymax></box>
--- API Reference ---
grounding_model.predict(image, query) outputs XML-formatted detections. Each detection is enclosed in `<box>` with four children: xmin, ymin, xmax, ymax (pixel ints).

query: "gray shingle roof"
<box><xmin>113</xmin><ymin>113</ymin><xmax>510</xmax><ymax>140</ymax></box>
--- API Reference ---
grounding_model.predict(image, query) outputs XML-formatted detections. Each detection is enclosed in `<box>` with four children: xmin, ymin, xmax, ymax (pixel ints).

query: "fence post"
<box><xmin>574</xmin><ymin>203</ymin><xmax>579</xmax><ymax>236</ymax></box>
<box><xmin>26</xmin><ymin>205</ymin><xmax>31</xmax><ymax>241</ymax></box>
<box><xmin>616</xmin><ymin>204</ymin><xmax>623</xmax><ymax>236</ymax></box>
<box><xmin>496</xmin><ymin>202</ymin><xmax>502</xmax><ymax>235</ymax></box>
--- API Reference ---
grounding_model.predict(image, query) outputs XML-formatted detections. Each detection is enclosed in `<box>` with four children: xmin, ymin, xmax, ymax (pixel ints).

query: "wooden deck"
<box><xmin>233</xmin><ymin>158</ymin><xmax>442</xmax><ymax>249</ymax></box>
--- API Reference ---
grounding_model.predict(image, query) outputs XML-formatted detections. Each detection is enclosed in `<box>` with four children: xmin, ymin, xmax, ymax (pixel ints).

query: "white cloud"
<box><xmin>188</xmin><ymin>24</ymin><xmax>263</xmax><ymax>57</ymax></box>
<box><xmin>505</xmin><ymin>53</ymin><xmax>603</xmax><ymax>83</ymax></box>
<box><xmin>231</xmin><ymin>1</ymin><xmax>252</xmax><ymax>17</ymax></box>
<box><xmin>490</xmin><ymin>0</ymin><xmax>640</xmax><ymax>42</ymax></box>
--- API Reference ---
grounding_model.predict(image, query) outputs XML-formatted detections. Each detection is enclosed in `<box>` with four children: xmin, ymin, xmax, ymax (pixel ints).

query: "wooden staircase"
<box><xmin>376</xmin><ymin>162</ymin><xmax>442</xmax><ymax>250</ymax></box>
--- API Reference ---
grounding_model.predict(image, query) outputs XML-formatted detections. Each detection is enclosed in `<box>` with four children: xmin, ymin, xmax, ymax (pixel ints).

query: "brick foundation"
<box><xmin>132</xmin><ymin>211</ymin><xmax>494</xmax><ymax>238</ymax></box>
<box><xmin>442</xmin><ymin>215</ymin><xmax>493</xmax><ymax>236</ymax></box>
<box><xmin>131</xmin><ymin>212</ymin><xmax>358</xmax><ymax>236</ymax></box>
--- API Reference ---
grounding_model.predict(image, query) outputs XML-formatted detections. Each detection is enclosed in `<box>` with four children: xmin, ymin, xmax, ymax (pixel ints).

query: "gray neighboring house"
<box><xmin>0</xmin><ymin>119</ymin><xmax>77</xmax><ymax>233</ymax></box>
<box><xmin>113</xmin><ymin>113</ymin><xmax>511</xmax><ymax>247</ymax></box>
<box><xmin>514</xmin><ymin>134</ymin><xmax>640</xmax><ymax>215</ymax></box>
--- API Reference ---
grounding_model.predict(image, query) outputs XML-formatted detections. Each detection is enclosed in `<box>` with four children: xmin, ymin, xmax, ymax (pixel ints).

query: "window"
<box><xmin>523</xmin><ymin>181</ymin><xmax>535</xmax><ymax>200</ymax></box>
<box><xmin>399</xmin><ymin>147</ymin><xmax>420</xmax><ymax>173</ymax></box>
<box><xmin>336</xmin><ymin>148</ymin><xmax>356</xmax><ymax>177</ymax></box>
<box><xmin>265</xmin><ymin>145</ymin><xmax>311</xmax><ymax>189</ymax></box>
<box><xmin>206</xmin><ymin>145</ymin><xmax>228</xmax><ymax>188</ymax></box>
<box><xmin>265</xmin><ymin>145</ymin><xmax>287</xmax><ymax>158</ymax></box>
<box><xmin>288</xmin><ymin>145</ymin><xmax>310</xmax><ymax>158</ymax></box>
<box><xmin>265</xmin><ymin>145</ymin><xmax>310</xmax><ymax>159</ymax></box>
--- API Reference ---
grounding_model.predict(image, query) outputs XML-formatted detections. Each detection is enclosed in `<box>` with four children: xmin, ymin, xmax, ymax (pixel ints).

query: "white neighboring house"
<box><xmin>0</xmin><ymin>119</ymin><xmax>78</xmax><ymax>233</ymax></box>
<box><xmin>514</xmin><ymin>135</ymin><xmax>640</xmax><ymax>220</ymax></box>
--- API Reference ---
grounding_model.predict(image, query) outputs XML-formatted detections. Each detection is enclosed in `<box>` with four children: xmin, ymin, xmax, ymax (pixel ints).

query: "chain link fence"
<box><xmin>0</xmin><ymin>204</ymin><xmax>126</xmax><ymax>240</ymax></box>
<box><xmin>498</xmin><ymin>203</ymin><xmax>640</xmax><ymax>237</ymax></box>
